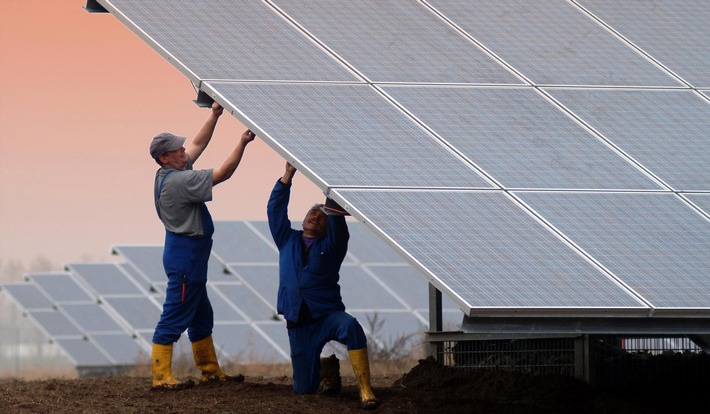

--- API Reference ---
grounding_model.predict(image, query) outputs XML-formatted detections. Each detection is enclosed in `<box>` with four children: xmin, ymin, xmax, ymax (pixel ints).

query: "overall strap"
<box><xmin>155</xmin><ymin>169</ymin><xmax>176</xmax><ymax>220</ymax></box>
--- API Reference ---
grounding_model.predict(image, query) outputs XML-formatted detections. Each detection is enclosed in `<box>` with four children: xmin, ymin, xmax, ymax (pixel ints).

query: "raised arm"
<box><xmin>280</xmin><ymin>162</ymin><xmax>297</xmax><ymax>185</ymax></box>
<box><xmin>186</xmin><ymin>102</ymin><xmax>224</xmax><ymax>162</ymax></box>
<box><xmin>212</xmin><ymin>129</ymin><xmax>255</xmax><ymax>185</ymax></box>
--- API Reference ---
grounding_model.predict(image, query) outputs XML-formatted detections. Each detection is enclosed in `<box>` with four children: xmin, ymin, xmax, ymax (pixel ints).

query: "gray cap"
<box><xmin>150</xmin><ymin>132</ymin><xmax>186</xmax><ymax>159</ymax></box>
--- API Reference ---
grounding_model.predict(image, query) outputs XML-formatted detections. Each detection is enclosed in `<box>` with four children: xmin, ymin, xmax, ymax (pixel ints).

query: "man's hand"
<box><xmin>281</xmin><ymin>162</ymin><xmax>297</xmax><ymax>184</ymax></box>
<box><xmin>241</xmin><ymin>129</ymin><xmax>256</xmax><ymax>144</ymax></box>
<box><xmin>211</xmin><ymin>102</ymin><xmax>224</xmax><ymax>118</ymax></box>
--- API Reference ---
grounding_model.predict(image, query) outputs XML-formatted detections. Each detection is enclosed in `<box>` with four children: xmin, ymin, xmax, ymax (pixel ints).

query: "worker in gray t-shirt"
<box><xmin>148</xmin><ymin>102</ymin><xmax>255</xmax><ymax>390</ymax></box>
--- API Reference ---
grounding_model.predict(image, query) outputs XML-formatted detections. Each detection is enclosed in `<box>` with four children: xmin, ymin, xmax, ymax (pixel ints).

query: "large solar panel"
<box><xmin>272</xmin><ymin>0</ymin><xmax>521</xmax><ymax>84</ymax></box>
<box><xmin>382</xmin><ymin>85</ymin><xmax>661</xmax><ymax>190</ymax></box>
<box><xmin>100</xmin><ymin>0</ymin><xmax>358</xmax><ymax>83</ymax></box>
<box><xmin>88</xmin><ymin>0</ymin><xmax>710</xmax><ymax>324</ymax></box>
<box><xmin>577</xmin><ymin>0</ymin><xmax>710</xmax><ymax>88</ymax></box>
<box><xmin>205</xmin><ymin>81</ymin><xmax>493</xmax><ymax>189</ymax></box>
<box><xmin>336</xmin><ymin>189</ymin><xmax>647</xmax><ymax>313</ymax></box>
<box><xmin>546</xmin><ymin>89</ymin><xmax>710</xmax><ymax>191</ymax></box>
<box><xmin>516</xmin><ymin>192</ymin><xmax>710</xmax><ymax>310</ymax></box>
<box><xmin>427</xmin><ymin>0</ymin><xmax>683</xmax><ymax>87</ymax></box>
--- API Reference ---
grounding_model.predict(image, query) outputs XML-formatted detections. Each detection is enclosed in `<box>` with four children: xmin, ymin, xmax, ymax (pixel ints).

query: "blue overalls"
<box><xmin>152</xmin><ymin>170</ymin><xmax>215</xmax><ymax>345</ymax></box>
<box><xmin>267</xmin><ymin>179</ymin><xmax>368</xmax><ymax>394</ymax></box>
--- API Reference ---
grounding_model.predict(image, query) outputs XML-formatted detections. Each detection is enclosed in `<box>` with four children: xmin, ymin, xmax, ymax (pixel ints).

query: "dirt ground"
<box><xmin>0</xmin><ymin>357</ymin><xmax>705</xmax><ymax>414</ymax></box>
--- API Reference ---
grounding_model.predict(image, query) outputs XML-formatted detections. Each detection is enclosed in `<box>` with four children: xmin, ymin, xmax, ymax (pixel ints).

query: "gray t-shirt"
<box><xmin>154</xmin><ymin>156</ymin><xmax>213</xmax><ymax>236</ymax></box>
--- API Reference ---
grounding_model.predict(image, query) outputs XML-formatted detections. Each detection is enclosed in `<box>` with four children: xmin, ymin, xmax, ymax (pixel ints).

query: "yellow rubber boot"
<box><xmin>348</xmin><ymin>348</ymin><xmax>379</xmax><ymax>410</ymax></box>
<box><xmin>151</xmin><ymin>343</ymin><xmax>194</xmax><ymax>390</ymax></box>
<box><xmin>192</xmin><ymin>335</ymin><xmax>244</xmax><ymax>383</ymax></box>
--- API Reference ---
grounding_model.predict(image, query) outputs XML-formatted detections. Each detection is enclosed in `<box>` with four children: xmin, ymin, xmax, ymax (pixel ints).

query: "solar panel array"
<box><xmin>92</xmin><ymin>0</ymin><xmax>709</xmax><ymax>318</ymax></box>
<box><xmin>1</xmin><ymin>221</ymin><xmax>462</xmax><ymax>370</ymax></box>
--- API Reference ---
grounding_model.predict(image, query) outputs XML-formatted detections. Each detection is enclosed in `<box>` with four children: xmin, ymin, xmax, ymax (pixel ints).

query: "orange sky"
<box><xmin>0</xmin><ymin>0</ymin><xmax>321</xmax><ymax>270</ymax></box>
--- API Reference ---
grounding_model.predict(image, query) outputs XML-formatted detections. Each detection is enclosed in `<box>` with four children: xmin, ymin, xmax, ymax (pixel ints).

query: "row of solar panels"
<box><xmin>0</xmin><ymin>221</ymin><xmax>462</xmax><ymax>369</ymax></box>
<box><xmin>94</xmin><ymin>0</ymin><xmax>710</xmax><ymax>87</ymax></box>
<box><xmin>89</xmin><ymin>0</ymin><xmax>710</xmax><ymax>319</ymax></box>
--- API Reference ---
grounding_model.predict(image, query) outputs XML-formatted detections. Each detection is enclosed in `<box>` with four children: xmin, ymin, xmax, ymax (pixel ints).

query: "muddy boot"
<box><xmin>192</xmin><ymin>335</ymin><xmax>245</xmax><ymax>383</ymax></box>
<box><xmin>151</xmin><ymin>343</ymin><xmax>195</xmax><ymax>390</ymax></box>
<box><xmin>349</xmin><ymin>348</ymin><xmax>379</xmax><ymax>410</ymax></box>
<box><xmin>318</xmin><ymin>354</ymin><xmax>342</xmax><ymax>395</ymax></box>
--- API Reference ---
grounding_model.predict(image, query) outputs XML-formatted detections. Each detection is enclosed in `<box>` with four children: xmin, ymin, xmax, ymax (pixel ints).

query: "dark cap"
<box><xmin>150</xmin><ymin>132</ymin><xmax>186</xmax><ymax>159</ymax></box>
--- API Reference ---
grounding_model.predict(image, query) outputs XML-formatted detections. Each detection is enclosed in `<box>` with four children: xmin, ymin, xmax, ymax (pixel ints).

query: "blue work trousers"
<box><xmin>288</xmin><ymin>311</ymin><xmax>367</xmax><ymax>394</ymax></box>
<box><xmin>152</xmin><ymin>231</ymin><xmax>214</xmax><ymax>344</ymax></box>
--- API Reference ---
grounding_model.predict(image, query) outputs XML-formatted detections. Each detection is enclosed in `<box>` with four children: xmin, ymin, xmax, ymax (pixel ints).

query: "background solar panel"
<box><xmin>577</xmin><ymin>0</ymin><xmax>710</xmax><ymax>88</ymax></box>
<box><xmin>55</xmin><ymin>338</ymin><xmax>113</xmax><ymax>366</ymax></box>
<box><xmin>547</xmin><ymin>88</ymin><xmax>710</xmax><ymax>191</ymax></box>
<box><xmin>1</xmin><ymin>283</ymin><xmax>55</xmax><ymax>311</ymax></box>
<box><xmin>383</xmin><ymin>85</ymin><xmax>661</xmax><ymax>190</ymax></box>
<box><xmin>31</xmin><ymin>311</ymin><xmax>84</xmax><ymax>338</ymax></box>
<box><xmin>346</xmin><ymin>222</ymin><xmax>410</xmax><ymax>263</ymax></box>
<box><xmin>212</xmin><ymin>282</ymin><xmax>276</xmax><ymax>322</ymax></box>
<box><xmin>66</xmin><ymin>263</ymin><xmax>146</xmax><ymax>296</ymax></box>
<box><xmin>426</xmin><ymin>0</ymin><xmax>681</xmax><ymax>86</ymax></box>
<box><xmin>338</xmin><ymin>266</ymin><xmax>408</xmax><ymax>310</ymax></box>
<box><xmin>516</xmin><ymin>192</ymin><xmax>710</xmax><ymax>310</ymax></box>
<box><xmin>212</xmin><ymin>221</ymin><xmax>279</xmax><ymax>263</ymax></box>
<box><xmin>110</xmin><ymin>245</ymin><xmax>167</xmax><ymax>285</ymax></box>
<box><xmin>337</xmin><ymin>189</ymin><xmax>646</xmax><ymax>312</ymax></box>
<box><xmin>62</xmin><ymin>303</ymin><xmax>127</xmax><ymax>334</ymax></box>
<box><xmin>27</xmin><ymin>273</ymin><xmax>95</xmax><ymax>304</ymax></box>
<box><xmin>102</xmin><ymin>0</ymin><xmax>359</xmax><ymax>82</ymax></box>
<box><xmin>211</xmin><ymin>324</ymin><xmax>289</xmax><ymax>362</ymax></box>
<box><xmin>205</xmin><ymin>81</ymin><xmax>492</xmax><ymax>188</ymax></box>
<box><xmin>101</xmin><ymin>296</ymin><xmax>161</xmax><ymax>331</ymax></box>
<box><xmin>91</xmin><ymin>333</ymin><xmax>148</xmax><ymax>365</ymax></box>
<box><xmin>272</xmin><ymin>0</ymin><xmax>520</xmax><ymax>84</ymax></box>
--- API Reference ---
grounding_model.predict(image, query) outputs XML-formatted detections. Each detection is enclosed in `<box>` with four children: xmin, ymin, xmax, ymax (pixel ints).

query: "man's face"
<box><xmin>159</xmin><ymin>147</ymin><xmax>188</xmax><ymax>170</ymax></box>
<box><xmin>302</xmin><ymin>207</ymin><xmax>327</xmax><ymax>238</ymax></box>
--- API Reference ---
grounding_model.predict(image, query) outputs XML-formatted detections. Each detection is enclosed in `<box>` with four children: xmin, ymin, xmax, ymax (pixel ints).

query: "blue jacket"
<box><xmin>267</xmin><ymin>179</ymin><xmax>348</xmax><ymax>322</ymax></box>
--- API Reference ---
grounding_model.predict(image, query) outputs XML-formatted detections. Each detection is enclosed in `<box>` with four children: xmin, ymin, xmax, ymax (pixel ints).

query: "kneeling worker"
<box><xmin>267</xmin><ymin>161</ymin><xmax>379</xmax><ymax>409</ymax></box>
